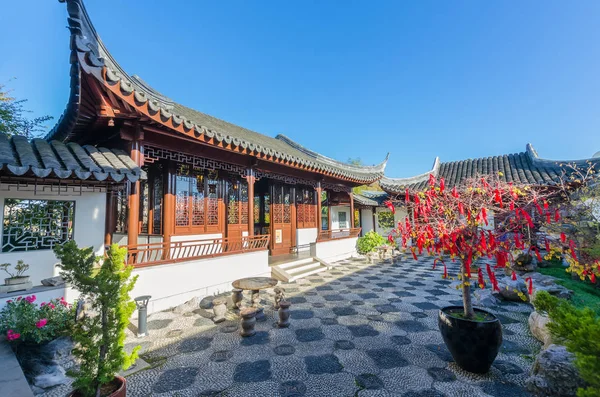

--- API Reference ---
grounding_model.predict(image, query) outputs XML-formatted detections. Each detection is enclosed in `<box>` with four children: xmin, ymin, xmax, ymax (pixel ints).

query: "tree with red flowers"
<box><xmin>388</xmin><ymin>173</ymin><xmax>584</xmax><ymax>320</ymax></box>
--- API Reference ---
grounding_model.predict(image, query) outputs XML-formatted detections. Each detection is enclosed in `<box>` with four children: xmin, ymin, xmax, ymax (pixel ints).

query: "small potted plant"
<box><xmin>54</xmin><ymin>242</ymin><xmax>139</xmax><ymax>397</ymax></box>
<box><xmin>0</xmin><ymin>260</ymin><xmax>32</xmax><ymax>293</ymax></box>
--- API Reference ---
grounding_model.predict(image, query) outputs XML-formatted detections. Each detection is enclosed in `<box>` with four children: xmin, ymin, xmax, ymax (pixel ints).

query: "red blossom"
<box><xmin>511</xmin><ymin>271</ymin><xmax>517</xmax><ymax>281</ymax></box>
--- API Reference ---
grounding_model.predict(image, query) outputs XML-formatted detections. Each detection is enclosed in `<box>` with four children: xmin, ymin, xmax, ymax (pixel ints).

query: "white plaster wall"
<box><xmin>313</xmin><ymin>237</ymin><xmax>358</xmax><ymax>262</ymax></box>
<box><xmin>0</xmin><ymin>185</ymin><xmax>106</xmax><ymax>285</ymax></box>
<box><xmin>131</xmin><ymin>250</ymin><xmax>270</xmax><ymax>314</ymax></box>
<box><xmin>330</xmin><ymin>205</ymin><xmax>351</xmax><ymax>230</ymax></box>
<box><xmin>360</xmin><ymin>208</ymin><xmax>374</xmax><ymax>235</ymax></box>
<box><xmin>297</xmin><ymin>228</ymin><xmax>318</xmax><ymax>247</ymax></box>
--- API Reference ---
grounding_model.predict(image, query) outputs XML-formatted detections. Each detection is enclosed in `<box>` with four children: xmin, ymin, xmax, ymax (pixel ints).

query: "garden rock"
<box><xmin>513</xmin><ymin>252</ymin><xmax>537</xmax><ymax>273</ymax></box>
<box><xmin>17</xmin><ymin>337</ymin><xmax>74</xmax><ymax>391</ymax></box>
<box><xmin>528</xmin><ymin>311</ymin><xmax>553</xmax><ymax>348</ymax></box>
<box><xmin>40</xmin><ymin>276</ymin><xmax>65</xmax><ymax>287</ymax></box>
<box><xmin>525</xmin><ymin>344</ymin><xmax>585</xmax><ymax>397</ymax></box>
<box><xmin>173</xmin><ymin>297</ymin><xmax>199</xmax><ymax>314</ymax></box>
<box><xmin>496</xmin><ymin>275</ymin><xmax>528</xmax><ymax>302</ymax></box>
<box><xmin>474</xmin><ymin>288</ymin><xmax>500</xmax><ymax>307</ymax></box>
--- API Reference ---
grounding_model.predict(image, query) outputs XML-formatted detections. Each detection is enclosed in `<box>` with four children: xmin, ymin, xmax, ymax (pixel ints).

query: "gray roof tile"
<box><xmin>0</xmin><ymin>134</ymin><xmax>144</xmax><ymax>183</ymax></box>
<box><xmin>380</xmin><ymin>144</ymin><xmax>600</xmax><ymax>193</ymax></box>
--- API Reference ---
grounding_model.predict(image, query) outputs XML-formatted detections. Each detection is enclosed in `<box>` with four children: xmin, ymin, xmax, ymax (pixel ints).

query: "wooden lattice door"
<box><xmin>270</xmin><ymin>184</ymin><xmax>293</xmax><ymax>255</ymax></box>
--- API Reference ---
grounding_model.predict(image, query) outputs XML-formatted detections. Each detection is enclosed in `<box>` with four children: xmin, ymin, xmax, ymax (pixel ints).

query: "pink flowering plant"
<box><xmin>0</xmin><ymin>295</ymin><xmax>73</xmax><ymax>344</ymax></box>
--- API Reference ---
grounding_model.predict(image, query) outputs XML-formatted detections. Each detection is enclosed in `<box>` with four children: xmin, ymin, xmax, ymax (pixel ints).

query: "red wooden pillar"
<box><xmin>163</xmin><ymin>161</ymin><xmax>176</xmax><ymax>247</ymax></box>
<box><xmin>316</xmin><ymin>182</ymin><xmax>322</xmax><ymax>231</ymax></box>
<box><xmin>349</xmin><ymin>192</ymin><xmax>355</xmax><ymax>229</ymax></box>
<box><xmin>104</xmin><ymin>190</ymin><xmax>115</xmax><ymax>247</ymax></box>
<box><xmin>246</xmin><ymin>169</ymin><xmax>255</xmax><ymax>236</ymax></box>
<box><xmin>127</xmin><ymin>134</ymin><xmax>143</xmax><ymax>246</ymax></box>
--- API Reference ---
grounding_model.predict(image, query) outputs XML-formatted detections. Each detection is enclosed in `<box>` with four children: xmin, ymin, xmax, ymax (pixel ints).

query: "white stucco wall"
<box><xmin>0</xmin><ymin>284</ymin><xmax>80</xmax><ymax>311</ymax></box>
<box><xmin>0</xmin><ymin>185</ymin><xmax>106</xmax><ymax>285</ymax></box>
<box><xmin>131</xmin><ymin>249</ymin><xmax>270</xmax><ymax>314</ymax></box>
<box><xmin>297</xmin><ymin>228</ymin><xmax>318</xmax><ymax>248</ymax></box>
<box><xmin>360</xmin><ymin>208</ymin><xmax>374</xmax><ymax>235</ymax></box>
<box><xmin>312</xmin><ymin>237</ymin><xmax>358</xmax><ymax>262</ymax></box>
<box><xmin>330</xmin><ymin>205</ymin><xmax>351</xmax><ymax>230</ymax></box>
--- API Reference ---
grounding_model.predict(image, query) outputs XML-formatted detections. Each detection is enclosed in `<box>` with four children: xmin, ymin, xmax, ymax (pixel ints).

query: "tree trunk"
<box><xmin>96</xmin><ymin>302</ymin><xmax>109</xmax><ymax>397</ymax></box>
<box><xmin>461</xmin><ymin>261</ymin><xmax>475</xmax><ymax>319</ymax></box>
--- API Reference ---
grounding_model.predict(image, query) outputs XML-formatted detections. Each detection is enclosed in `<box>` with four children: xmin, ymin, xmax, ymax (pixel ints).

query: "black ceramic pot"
<box><xmin>438</xmin><ymin>306</ymin><xmax>502</xmax><ymax>374</ymax></box>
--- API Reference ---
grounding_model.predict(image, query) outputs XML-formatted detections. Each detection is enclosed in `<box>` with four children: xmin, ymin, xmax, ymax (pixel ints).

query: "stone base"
<box><xmin>0</xmin><ymin>281</ymin><xmax>33</xmax><ymax>294</ymax></box>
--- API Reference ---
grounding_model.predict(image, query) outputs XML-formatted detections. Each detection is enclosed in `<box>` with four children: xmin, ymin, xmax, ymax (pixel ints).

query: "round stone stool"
<box><xmin>212</xmin><ymin>298</ymin><xmax>227</xmax><ymax>323</ymax></box>
<box><xmin>255</xmin><ymin>306</ymin><xmax>266</xmax><ymax>322</ymax></box>
<box><xmin>240</xmin><ymin>308</ymin><xmax>257</xmax><ymax>337</ymax></box>
<box><xmin>274</xmin><ymin>287</ymin><xmax>286</xmax><ymax>309</ymax></box>
<box><xmin>278</xmin><ymin>300</ymin><xmax>291</xmax><ymax>328</ymax></box>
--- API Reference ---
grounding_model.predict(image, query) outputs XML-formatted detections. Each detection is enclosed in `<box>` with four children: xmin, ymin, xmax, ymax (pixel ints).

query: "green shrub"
<box><xmin>533</xmin><ymin>291</ymin><xmax>600</xmax><ymax>397</ymax></box>
<box><xmin>357</xmin><ymin>230</ymin><xmax>387</xmax><ymax>254</ymax></box>
<box><xmin>54</xmin><ymin>242</ymin><xmax>139</xmax><ymax>397</ymax></box>
<box><xmin>0</xmin><ymin>295</ymin><xmax>73</xmax><ymax>344</ymax></box>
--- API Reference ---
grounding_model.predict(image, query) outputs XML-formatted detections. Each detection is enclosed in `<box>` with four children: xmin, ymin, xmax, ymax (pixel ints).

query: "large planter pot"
<box><xmin>438</xmin><ymin>306</ymin><xmax>502</xmax><ymax>374</ymax></box>
<box><xmin>69</xmin><ymin>375</ymin><xmax>126</xmax><ymax>397</ymax></box>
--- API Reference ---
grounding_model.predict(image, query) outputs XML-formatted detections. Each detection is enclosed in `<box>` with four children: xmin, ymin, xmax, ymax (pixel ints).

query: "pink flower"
<box><xmin>40</xmin><ymin>302</ymin><xmax>46</xmax><ymax>307</ymax></box>
<box><xmin>48</xmin><ymin>303</ymin><xmax>55</xmax><ymax>309</ymax></box>
<box><xmin>16</xmin><ymin>297</ymin><xmax>22</xmax><ymax>301</ymax></box>
<box><xmin>7</xmin><ymin>330</ymin><xmax>20</xmax><ymax>341</ymax></box>
<box><xmin>6</xmin><ymin>300</ymin><xmax>12</xmax><ymax>304</ymax></box>
<box><xmin>25</xmin><ymin>295</ymin><xmax>36</xmax><ymax>304</ymax></box>
<box><xmin>35</xmin><ymin>319</ymin><xmax>48</xmax><ymax>328</ymax></box>
<box><xmin>59</xmin><ymin>297</ymin><xmax>68</xmax><ymax>307</ymax></box>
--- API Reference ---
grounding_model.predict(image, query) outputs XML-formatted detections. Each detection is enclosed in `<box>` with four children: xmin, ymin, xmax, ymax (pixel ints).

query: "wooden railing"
<box><xmin>317</xmin><ymin>228</ymin><xmax>361</xmax><ymax>241</ymax></box>
<box><xmin>125</xmin><ymin>235</ymin><xmax>270</xmax><ymax>268</ymax></box>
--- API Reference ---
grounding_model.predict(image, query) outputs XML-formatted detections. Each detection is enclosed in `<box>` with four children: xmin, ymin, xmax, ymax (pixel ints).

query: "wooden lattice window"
<box><xmin>227</xmin><ymin>178</ymin><xmax>248</xmax><ymax>225</ymax></box>
<box><xmin>2</xmin><ymin>199</ymin><xmax>75</xmax><ymax>252</ymax></box>
<box><xmin>272</xmin><ymin>184</ymin><xmax>292</xmax><ymax>224</ymax></box>
<box><xmin>175</xmin><ymin>165</ymin><xmax>223</xmax><ymax>234</ymax></box>
<box><xmin>139</xmin><ymin>163</ymin><xmax>163</xmax><ymax>235</ymax></box>
<box><xmin>296</xmin><ymin>187</ymin><xmax>317</xmax><ymax>229</ymax></box>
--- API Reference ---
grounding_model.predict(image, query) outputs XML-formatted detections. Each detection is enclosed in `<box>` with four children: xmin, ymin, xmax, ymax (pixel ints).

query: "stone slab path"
<box><xmin>41</xmin><ymin>256</ymin><xmax>540</xmax><ymax>396</ymax></box>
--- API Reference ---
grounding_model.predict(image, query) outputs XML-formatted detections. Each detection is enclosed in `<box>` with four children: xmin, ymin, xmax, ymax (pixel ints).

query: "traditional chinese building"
<box><xmin>355</xmin><ymin>144</ymin><xmax>600</xmax><ymax>237</ymax></box>
<box><xmin>40</xmin><ymin>0</ymin><xmax>388</xmax><ymax>311</ymax></box>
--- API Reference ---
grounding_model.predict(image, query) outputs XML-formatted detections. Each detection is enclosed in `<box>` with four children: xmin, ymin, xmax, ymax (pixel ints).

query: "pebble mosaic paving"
<box><xmin>42</xmin><ymin>256</ymin><xmax>539</xmax><ymax>397</ymax></box>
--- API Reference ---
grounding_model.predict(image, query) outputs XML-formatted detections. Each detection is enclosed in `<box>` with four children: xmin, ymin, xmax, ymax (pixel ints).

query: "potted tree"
<box><xmin>0</xmin><ymin>260</ymin><xmax>32</xmax><ymax>293</ymax></box>
<box><xmin>390</xmin><ymin>173</ymin><xmax>570</xmax><ymax>373</ymax></box>
<box><xmin>54</xmin><ymin>242</ymin><xmax>139</xmax><ymax>397</ymax></box>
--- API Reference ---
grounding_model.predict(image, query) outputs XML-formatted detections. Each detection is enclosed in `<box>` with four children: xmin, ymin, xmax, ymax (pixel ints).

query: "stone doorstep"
<box><xmin>0</xmin><ymin>340</ymin><xmax>34</xmax><ymax>397</ymax></box>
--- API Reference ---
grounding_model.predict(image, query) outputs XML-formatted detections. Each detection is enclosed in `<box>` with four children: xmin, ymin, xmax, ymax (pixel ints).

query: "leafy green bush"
<box><xmin>0</xmin><ymin>295</ymin><xmax>73</xmax><ymax>344</ymax></box>
<box><xmin>54</xmin><ymin>242</ymin><xmax>139</xmax><ymax>397</ymax></box>
<box><xmin>357</xmin><ymin>230</ymin><xmax>387</xmax><ymax>254</ymax></box>
<box><xmin>533</xmin><ymin>291</ymin><xmax>600</xmax><ymax>397</ymax></box>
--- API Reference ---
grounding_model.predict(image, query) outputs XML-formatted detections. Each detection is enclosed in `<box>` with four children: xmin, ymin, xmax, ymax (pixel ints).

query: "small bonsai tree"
<box><xmin>54</xmin><ymin>242</ymin><xmax>139</xmax><ymax>397</ymax></box>
<box><xmin>0</xmin><ymin>260</ymin><xmax>29</xmax><ymax>279</ymax></box>
<box><xmin>390</xmin><ymin>173</ymin><xmax>570</xmax><ymax>319</ymax></box>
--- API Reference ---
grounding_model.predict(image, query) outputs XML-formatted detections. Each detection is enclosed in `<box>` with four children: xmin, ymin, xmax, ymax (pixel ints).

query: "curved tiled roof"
<box><xmin>49</xmin><ymin>0</ymin><xmax>387</xmax><ymax>184</ymax></box>
<box><xmin>380</xmin><ymin>144</ymin><xmax>600</xmax><ymax>193</ymax></box>
<box><xmin>0</xmin><ymin>134</ymin><xmax>144</xmax><ymax>182</ymax></box>
<box><xmin>353</xmin><ymin>190</ymin><xmax>389</xmax><ymax>207</ymax></box>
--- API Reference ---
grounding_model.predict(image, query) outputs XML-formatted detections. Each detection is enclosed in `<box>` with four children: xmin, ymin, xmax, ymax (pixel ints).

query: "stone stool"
<box><xmin>255</xmin><ymin>306</ymin><xmax>266</xmax><ymax>322</ymax></box>
<box><xmin>212</xmin><ymin>298</ymin><xmax>227</xmax><ymax>323</ymax></box>
<box><xmin>240</xmin><ymin>308</ymin><xmax>257</xmax><ymax>337</ymax></box>
<box><xmin>231</xmin><ymin>288</ymin><xmax>243</xmax><ymax>311</ymax></box>
<box><xmin>274</xmin><ymin>287</ymin><xmax>286</xmax><ymax>309</ymax></box>
<box><xmin>278</xmin><ymin>300</ymin><xmax>291</xmax><ymax>328</ymax></box>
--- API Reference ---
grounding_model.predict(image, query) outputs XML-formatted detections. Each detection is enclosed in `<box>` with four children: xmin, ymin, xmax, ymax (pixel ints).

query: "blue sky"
<box><xmin>1</xmin><ymin>1</ymin><xmax>599</xmax><ymax>177</ymax></box>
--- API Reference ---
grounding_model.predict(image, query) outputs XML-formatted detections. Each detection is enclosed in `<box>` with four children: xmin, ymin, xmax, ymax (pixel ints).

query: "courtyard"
<box><xmin>114</xmin><ymin>256</ymin><xmax>537</xmax><ymax>397</ymax></box>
